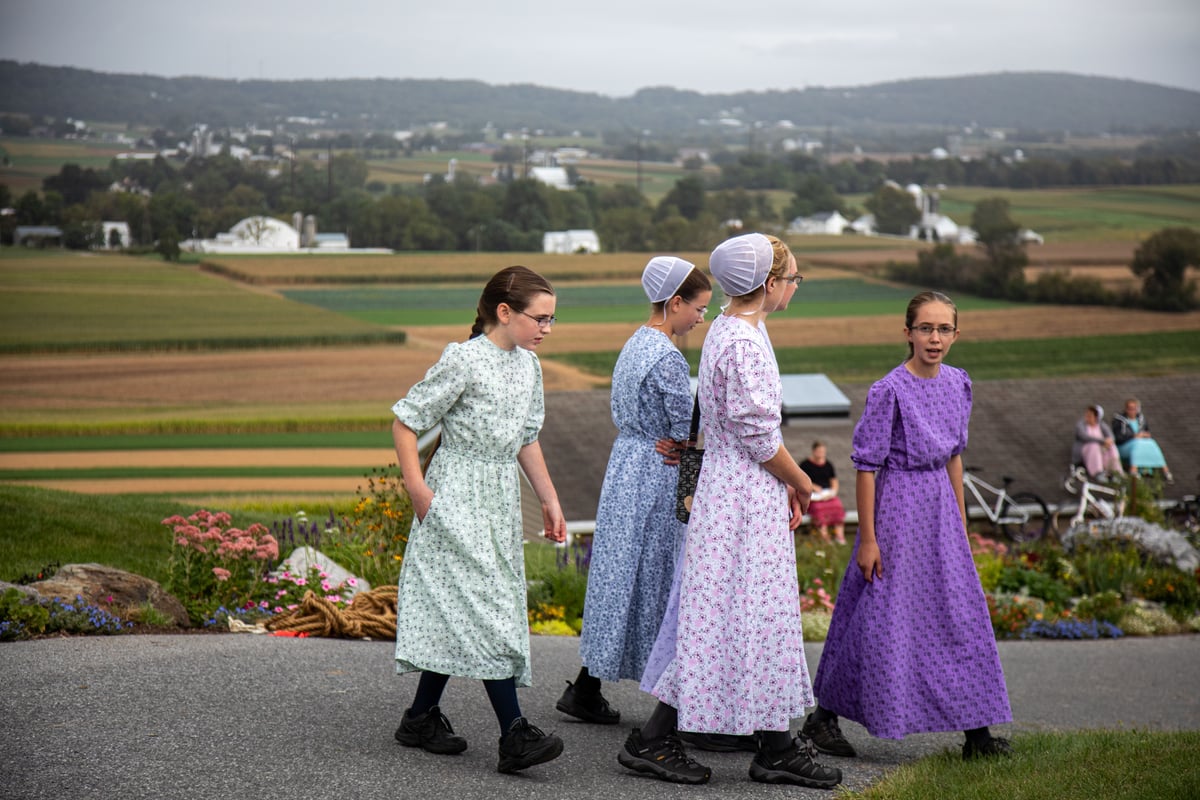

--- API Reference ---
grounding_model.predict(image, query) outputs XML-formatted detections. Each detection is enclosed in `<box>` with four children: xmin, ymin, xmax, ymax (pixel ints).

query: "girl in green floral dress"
<box><xmin>390</xmin><ymin>265</ymin><xmax>567</xmax><ymax>774</ymax></box>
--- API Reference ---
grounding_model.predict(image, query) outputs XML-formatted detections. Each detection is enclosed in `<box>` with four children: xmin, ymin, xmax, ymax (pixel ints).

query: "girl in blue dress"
<box><xmin>557</xmin><ymin>256</ymin><xmax>712</xmax><ymax>724</ymax></box>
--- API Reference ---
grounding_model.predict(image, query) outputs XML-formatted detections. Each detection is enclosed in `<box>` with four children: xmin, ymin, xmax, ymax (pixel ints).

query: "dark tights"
<box><xmin>409</xmin><ymin>670</ymin><xmax>522</xmax><ymax>734</ymax></box>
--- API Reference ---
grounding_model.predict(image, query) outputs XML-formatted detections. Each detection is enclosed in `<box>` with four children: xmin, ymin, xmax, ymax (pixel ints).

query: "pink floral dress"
<box><xmin>645</xmin><ymin>314</ymin><xmax>813</xmax><ymax>734</ymax></box>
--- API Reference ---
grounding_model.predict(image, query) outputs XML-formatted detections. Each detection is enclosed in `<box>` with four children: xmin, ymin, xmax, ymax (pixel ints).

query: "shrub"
<box><xmin>1135</xmin><ymin>566</ymin><xmax>1200</xmax><ymax>621</ymax></box>
<box><xmin>1072</xmin><ymin>591</ymin><xmax>1127</xmax><ymax>625</ymax></box>
<box><xmin>0</xmin><ymin>588</ymin><xmax>132</xmax><ymax>640</ymax></box>
<box><xmin>162</xmin><ymin>510</ymin><xmax>280</xmax><ymax>625</ymax></box>
<box><xmin>986</xmin><ymin>593</ymin><xmax>1041</xmax><ymax>639</ymax></box>
<box><xmin>996</xmin><ymin>565</ymin><xmax>1074</xmax><ymax>609</ymax></box>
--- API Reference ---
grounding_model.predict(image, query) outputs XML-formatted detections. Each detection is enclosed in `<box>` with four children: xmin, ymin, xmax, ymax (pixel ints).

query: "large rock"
<box><xmin>276</xmin><ymin>547</ymin><xmax>371</xmax><ymax>599</ymax></box>
<box><xmin>28</xmin><ymin>563</ymin><xmax>190</xmax><ymax>627</ymax></box>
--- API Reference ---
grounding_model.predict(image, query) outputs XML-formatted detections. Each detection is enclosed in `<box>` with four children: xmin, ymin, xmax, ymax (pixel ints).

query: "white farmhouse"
<box><xmin>529</xmin><ymin>167</ymin><xmax>572</xmax><ymax>190</ymax></box>
<box><xmin>788</xmin><ymin>211</ymin><xmax>850</xmax><ymax>236</ymax></box>
<box><xmin>543</xmin><ymin>230</ymin><xmax>600</xmax><ymax>254</ymax></box>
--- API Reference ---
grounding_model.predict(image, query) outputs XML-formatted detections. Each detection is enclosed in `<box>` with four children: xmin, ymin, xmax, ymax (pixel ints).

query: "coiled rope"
<box><xmin>265</xmin><ymin>585</ymin><xmax>398</xmax><ymax>640</ymax></box>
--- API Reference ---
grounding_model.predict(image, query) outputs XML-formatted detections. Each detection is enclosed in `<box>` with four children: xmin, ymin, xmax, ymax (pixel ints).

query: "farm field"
<box><xmin>0</xmin><ymin>136</ymin><xmax>130</xmax><ymax>195</ymax></box>
<box><xmin>1</xmin><ymin>247</ymin><xmax>1198</xmax><ymax>499</ymax></box>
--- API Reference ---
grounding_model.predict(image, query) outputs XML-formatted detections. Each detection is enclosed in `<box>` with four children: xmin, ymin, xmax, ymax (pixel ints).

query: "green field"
<box><xmin>0</xmin><ymin>251</ymin><xmax>404</xmax><ymax>352</ymax></box>
<box><xmin>0</xmin><ymin>136</ymin><xmax>129</xmax><ymax>194</ymax></box>
<box><xmin>281</xmin><ymin>279</ymin><xmax>1014</xmax><ymax>327</ymax></box>
<box><xmin>933</xmin><ymin>185</ymin><xmax>1200</xmax><ymax>242</ymax></box>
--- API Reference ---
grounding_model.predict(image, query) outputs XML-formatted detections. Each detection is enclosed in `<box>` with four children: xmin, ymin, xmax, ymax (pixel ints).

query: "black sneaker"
<box><xmin>394</xmin><ymin>705</ymin><xmax>468</xmax><ymax>755</ymax></box>
<box><xmin>617</xmin><ymin>728</ymin><xmax>711</xmax><ymax>785</ymax></box>
<box><xmin>497</xmin><ymin>717</ymin><xmax>564</xmax><ymax>773</ymax></box>
<box><xmin>555</xmin><ymin>679</ymin><xmax>621</xmax><ymax>724</ymax></box>
<box><xmin>801</xmin><ymin>712</ymin><xmax>858</xmax><ymax>757</ymax></box>
<box><xmin>750</xmin><ymin>735</ymin><xmax>842</xmax><ymax>789</ymax></box>
<box><xmin>678</xmin><ymin>730</ymin><xmax>759</xmax><ymax>752</ymax></box>
<box><xmin>962</xmin><ymin>735</ymin><xmax>1013</xmax><ymax>760</ymax></box>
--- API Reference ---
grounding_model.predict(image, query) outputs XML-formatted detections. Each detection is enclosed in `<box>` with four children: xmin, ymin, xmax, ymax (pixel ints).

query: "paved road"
<box><xmin>2</xmin><ymin>634</ymin><xmax>1198</xmax><ymax>800</ymax></box>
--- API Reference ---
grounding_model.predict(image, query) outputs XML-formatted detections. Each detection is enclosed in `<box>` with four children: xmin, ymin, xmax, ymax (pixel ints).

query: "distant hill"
<box><xmin>2</xmin><ymin>61</ymin><xmax>1199</xmax><ymax>134</ymax></box>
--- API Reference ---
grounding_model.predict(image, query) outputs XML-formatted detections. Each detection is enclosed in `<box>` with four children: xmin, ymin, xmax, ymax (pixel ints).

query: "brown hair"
<box><xmin>904</xmin><ymin>290</ymin><xmax>958</xmax><ymax>358</ymax></box>
<box><xmin>650</xmin><ymin>267</ymin><xmax>712</xmax><ymax>313</ymax></box>
<box><xmin>470</xmin><ymin>265</ymin><xmax>555</xmax><ymax>339</ymax></box>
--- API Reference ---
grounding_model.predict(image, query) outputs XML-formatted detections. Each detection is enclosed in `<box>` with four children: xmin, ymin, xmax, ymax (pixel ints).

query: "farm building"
<box><xmin>788</xmin><ymin>211</ymin><xmax>850</xmax><ymax>236</ymax></box>
<box><xmin>543</xmin><ymin>229</ymin><xmax>600</xmax><ymax>254</ymax></box>
<box><xmin>529</xmin><ymin>166</ymin><xmax>572</xmax><ymax>190</ymax></box>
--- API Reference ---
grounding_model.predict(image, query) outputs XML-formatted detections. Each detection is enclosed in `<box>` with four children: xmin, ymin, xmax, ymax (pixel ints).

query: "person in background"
<box><xmin>557</xmin><ymin>256</ymin><xmax>712</xmax><ymax>726</ymax></box>
<box><xmin>800</xmin><ymin>440</ymin><xmax>847</xmax><ymax>545</ymax></box>
<box><xmin>624</xmin><ymin>233</ymin><xmax>841</xmax><ymax>790</ymax></box>
<box><xmin>390</xmin><ymin>265</ymin><xmax>566</xmax><ymax>775</ymax></box>
<box><xmin>806</xmin><ymin>290</ymin><xmax>1013</xmax><ymax>763</ymax></box>
<box><xmin>1112</xmin><ymin>398</ymin><xmax>1174</xmax><ymax>483</ymax></box>
<box><xmin>1072</xmin><ymin>404</ymin><xmax>1123</xmax><ymax>481</ymax></box>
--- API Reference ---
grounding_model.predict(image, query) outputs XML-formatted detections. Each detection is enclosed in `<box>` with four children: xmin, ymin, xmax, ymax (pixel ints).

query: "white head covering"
<box><xmin>641</xmin><ymin>256</ymin><xmax>695</xmax><ymax>303</ymax></box>
<box><xmin>708</xmin><ymin>233</ymin><xmax>773</xmax><ymax>296</ymax></box>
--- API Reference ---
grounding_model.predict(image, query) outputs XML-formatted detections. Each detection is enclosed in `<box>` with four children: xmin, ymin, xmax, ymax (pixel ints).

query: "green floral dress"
<box><xmin>391</xmin><ymin>335</ymin><xmax>545</xmax><ymax>686</ymax></box>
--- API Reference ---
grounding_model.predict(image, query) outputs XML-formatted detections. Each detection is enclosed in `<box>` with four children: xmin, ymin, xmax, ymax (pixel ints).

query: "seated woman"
<box><xmin>800</xmin><ymin>440</ymin><xmax>847</xmax><ymax>545</ymax></box>
<box><xmin>1112</xmin><ymin>398</ymin><xmax>1174</xmax><ymax>483</ymax></box>
<box><xmin>1072</xmin><ymin>405</ymin><xmax>1123</xmax><ymax>481</ymax></box>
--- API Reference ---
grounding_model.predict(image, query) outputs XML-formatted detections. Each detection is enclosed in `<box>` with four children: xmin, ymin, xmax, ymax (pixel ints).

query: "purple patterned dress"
<box><xmin>812</xmin><ymin>363</ymin><xmax>1012</xmax><ymax>738</ymax></box>
<box><xmin>645</xmin><ymin>314</ymin><xmax>812</xmax><ymax>735</ymax></box>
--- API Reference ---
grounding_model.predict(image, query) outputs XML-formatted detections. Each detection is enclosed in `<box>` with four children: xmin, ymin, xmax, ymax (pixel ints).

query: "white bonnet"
<box><xmin>641</xmin><ymin>256</ymin><xmax>696</xmax><ymax>303</ymax></box>
<box><xmin>709</xmin><ymin>233</ymin><xmax>773</xmax><ymax>296</ymax></box>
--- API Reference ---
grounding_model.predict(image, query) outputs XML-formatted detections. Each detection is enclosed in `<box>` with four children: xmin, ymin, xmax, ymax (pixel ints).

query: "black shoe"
<box><xmin>555</xmin><ymin>679</ymin><xmax>621</xmax><ymax>724</ymax></box>
<box><xmin>963</xmin><ymin>735</ymin><xmax>1013</xmax><ymax>760</ymax></box>
<box><xmin>394</xmin><ymin>705</ymin><xmax>468</xmax><ymax>755</ymax></box>
<box><xmin>497</xmin><ymin>717</ymin><xmax>564</xmax><ymax>773</ymax></box>
<box><xmin>801</xmin><ymin>712</ymin><xmax>857</xmax><ymax>757</ymax></box>
<box><xmin>617</xmin><ymin>728</ymin><xmax>711</xmax><ymax>784</ymax></box>
<box><xmin>750</xmin><ymin>735</ymin><xmax>842</xmax><ymax>789</ymax></box>
<box><xmin>678</xmin><ymin>730</ymin><xmax>759</xmax><ymax>752</ymax></box>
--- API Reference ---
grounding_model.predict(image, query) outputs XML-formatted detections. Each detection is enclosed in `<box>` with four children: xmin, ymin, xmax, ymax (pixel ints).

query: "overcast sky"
<box><xmin>2</xmin><ymin>0</ymin><xmax>1198</xmax><ymax>96</ymax></box>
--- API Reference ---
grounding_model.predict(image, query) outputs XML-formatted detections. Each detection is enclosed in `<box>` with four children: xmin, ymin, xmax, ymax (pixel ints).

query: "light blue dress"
<box><xmin>579</xmin><ymin>326</ymin><xmax>692</xmax><ymax>681</ymax></box>
<box><xmin>391</xmin><ymin>335</ymin><xmax>544</xmax><ymax>687</ymax></box>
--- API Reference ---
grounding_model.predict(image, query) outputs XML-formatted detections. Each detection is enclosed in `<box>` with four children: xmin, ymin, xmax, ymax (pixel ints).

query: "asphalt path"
<box><xmin>2</xmin><ymin>634</ymin><xmax>1198</xmax><ymax>800</ymax></box>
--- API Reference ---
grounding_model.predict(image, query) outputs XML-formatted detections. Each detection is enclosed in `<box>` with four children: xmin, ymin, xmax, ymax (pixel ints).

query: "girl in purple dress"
<box><xmin>806</xmin><ymin>290</ymin><xmax>1013</xmax><ymax>761</ymax></box>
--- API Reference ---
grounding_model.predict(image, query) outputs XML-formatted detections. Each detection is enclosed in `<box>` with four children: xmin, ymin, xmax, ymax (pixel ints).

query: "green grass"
<box><xmin>0</xmin><ymin>485</ymin><xmax>189</xmax><ymax>584</ymax></box>
<box><xmin>549</xmin><ymin>330</ymin><xmax>1200</xmax><ymax>384</ymax></box>
<box><xmin>846</xmin><ymin>729</ymin><xmax>1200</xmax><ymax>800</ymax></box>
<box><xmin>0</xmin><ymin>485</ymin><xmax>354</xmax><ymax>584</ymax></box>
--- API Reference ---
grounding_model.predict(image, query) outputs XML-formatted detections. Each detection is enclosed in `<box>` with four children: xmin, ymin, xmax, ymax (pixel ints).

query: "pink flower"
<box><xmin>212</xmin><ymin>567</ymin><xmax>231</xmax><ymax>581</ymax></box>
<box><xmin>347</xmin><ymin>577</ymin><xmax>358</xmax><ymax>587</ymax></box>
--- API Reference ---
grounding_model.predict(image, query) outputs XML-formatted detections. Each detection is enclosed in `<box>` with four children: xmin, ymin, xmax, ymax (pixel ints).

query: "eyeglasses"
<box><xmin>518</xmin><ymin>310</ymin><xmax>557</xmax><ymax>329</ymax></box>
<box><xmin>779</xmin><ymin>273</ymin><xmax>804</xmax><ymax>285</ymax></box>
<box><xmin>683</xmin><ymin>301</ymin><xmax>708</xmax><ymax>317</ymax></box>
<box><xmin>909</xmin><ymin>324</ymin><xmax>957</xmax><ymax>337</ymax></box>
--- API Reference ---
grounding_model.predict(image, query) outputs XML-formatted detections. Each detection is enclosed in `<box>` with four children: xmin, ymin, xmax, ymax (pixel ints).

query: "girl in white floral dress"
<box><xmin>390</xmin><ymin>266</ymin><xmax>567</xmax><ymax>775</ymax></box>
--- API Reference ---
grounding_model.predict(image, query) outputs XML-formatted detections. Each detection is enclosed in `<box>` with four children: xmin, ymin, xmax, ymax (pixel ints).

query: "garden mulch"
<box><xmin>1</xmin><ymin>632</ymin><xmax>1197</xmax><ymax>800</ymax></box>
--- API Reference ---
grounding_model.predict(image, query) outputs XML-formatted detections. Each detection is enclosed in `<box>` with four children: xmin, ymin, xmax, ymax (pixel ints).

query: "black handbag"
<box><xmin>674</xmin><ymin>393</ymin><xmax>704</xmax><ymax>523</ymax></box>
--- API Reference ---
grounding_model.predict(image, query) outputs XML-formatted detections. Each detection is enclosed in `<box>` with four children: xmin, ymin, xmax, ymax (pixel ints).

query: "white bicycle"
<box><xmin>1055</xmin><ymin>466</ymin><xmax>1126</xmax><ymax>534</ymax></box>
<box><xmin>962</xmin><ymin>466</ymin><xmax>1051</xmax><ymax>543</ymax></box>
